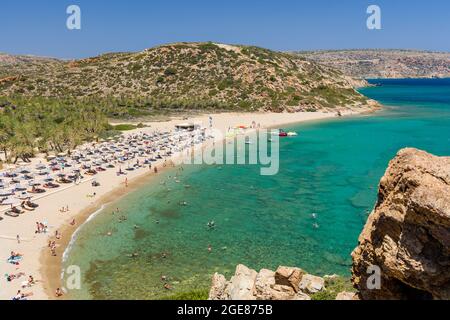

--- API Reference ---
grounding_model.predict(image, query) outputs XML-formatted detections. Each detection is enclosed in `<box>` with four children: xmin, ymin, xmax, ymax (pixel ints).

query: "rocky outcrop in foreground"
<box><xmin>352</xmin><ymin>148</ymin><xmax>450</xmax><ymax>300</ymax></box>
<box><xmin>209</xmin><ymin>264</ymin><xmax>354</xmax><ymax>300</ymax></box>
<box><xmin>210</xmin><ymin>148</ymin><xmax>450</xmax><ymax>300</ymax></box>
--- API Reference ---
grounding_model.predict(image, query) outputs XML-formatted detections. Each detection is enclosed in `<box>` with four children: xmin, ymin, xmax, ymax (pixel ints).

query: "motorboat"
<box><xmin>271</xmin><ymin>129</ymin><xmax>288</xmax><ymax>137</ymax></box>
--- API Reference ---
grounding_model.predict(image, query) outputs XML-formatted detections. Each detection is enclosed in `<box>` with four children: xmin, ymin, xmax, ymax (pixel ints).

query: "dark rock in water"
<box><xmin>134</xmin><ymin>228</ymin><xmax>151</xmax><ymax>241</ymax></box>
<box><xmin>349</xmin><ymin>190</ymin><xmax>374</xmax><ymax>209</ymax></box>
<box><xmin>352</xmin><ymin>148</ymin><xmax>450</xmax><ymax>300</ymax></box>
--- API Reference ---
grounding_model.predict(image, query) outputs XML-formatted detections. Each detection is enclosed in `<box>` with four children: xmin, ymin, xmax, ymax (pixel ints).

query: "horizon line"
<box><xmin>1</xmin><ymin>42</ymin><xmax>450</xmax><ymax>61</ymax></box>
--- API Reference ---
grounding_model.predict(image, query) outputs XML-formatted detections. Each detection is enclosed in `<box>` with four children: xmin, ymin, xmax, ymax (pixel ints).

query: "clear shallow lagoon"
<box><xmin>64</xmin><ymin>78</ymin><xmax>450</xmax><ymax>299</ymax></box>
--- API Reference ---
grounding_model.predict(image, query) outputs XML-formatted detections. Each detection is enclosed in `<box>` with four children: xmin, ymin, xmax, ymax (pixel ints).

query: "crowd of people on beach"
<box><xmin>4</xmin><ymin>251</ymin><xmax>37</xmax><ymax>300</ymax></box>
<box><xmin>1</xmin><ymin>127</ymin><xmax>209</xmax><ymax>300</ymax></box>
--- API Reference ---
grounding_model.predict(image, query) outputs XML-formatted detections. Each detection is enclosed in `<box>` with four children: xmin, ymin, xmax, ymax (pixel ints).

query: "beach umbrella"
<box><xmin>2</xmin><ymin>197</ymin><xmax>20</xmax><ymax>206</ymax></box>
<box><xmin>14</xmin><ymin>183</ymin><xmax>27</xmax><ymax>191</ymax></box>
<box><xmin>29</xmin><ymin>180</ymin><xmax>41</xmax><ymax>186</ymax></box>
<box><xmin>21</xmin><ymin>174</ymin><xmax>33</xmax><ymax>180</ymax></box>
<box><xmin>39</xmin><ymin>170</ymin><xmax>49</xmax><ymax>176</ymax></box>
<box><xmin>35</xmin><ymin>164</ymin><xmax>47</xmax><ymax>170</ymax></box>
<box><xmin>0</xmin><ymin>189</ymin><xmax>14</xmax><ymax>197</ymax></box>
<box><xmin>7</xmin><ymin>170</ymin><xmax>19</xmax><ymax>177</ymax></box>
<box><xmin>16</xmin><ymin>191</ymin><xmax>30</xmax><ymax>200</ymax></box>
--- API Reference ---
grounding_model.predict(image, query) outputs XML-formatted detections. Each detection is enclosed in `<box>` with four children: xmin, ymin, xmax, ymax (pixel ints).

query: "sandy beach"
<box><xmin>0</xmin><ymin>110</ymin><xmax>367</xmax><ymax>300</ymax></box>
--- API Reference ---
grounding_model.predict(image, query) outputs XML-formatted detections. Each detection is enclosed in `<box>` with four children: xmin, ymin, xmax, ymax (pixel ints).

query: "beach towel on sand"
<box><xmin>7</xmin><ymin>256</ymin><xmax>22</xmax><ymax>264</ymax></box>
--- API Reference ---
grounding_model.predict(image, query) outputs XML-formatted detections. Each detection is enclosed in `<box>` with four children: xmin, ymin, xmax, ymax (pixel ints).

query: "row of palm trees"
<box><xmin>0</xmin><ymin>97</ymin><xmax>109</xmax><ymax>165</ymax></box>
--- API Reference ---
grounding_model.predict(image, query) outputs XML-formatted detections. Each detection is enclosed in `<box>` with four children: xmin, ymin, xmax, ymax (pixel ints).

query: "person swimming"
<box><xmin>164</xmin><ymin>283</ymin><xmax>172</xmax><ymax>290</ymax></box>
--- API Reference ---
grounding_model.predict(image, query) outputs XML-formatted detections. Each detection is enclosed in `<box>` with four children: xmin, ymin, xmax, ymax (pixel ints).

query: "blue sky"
<box><xmin>0</xmin><ymin>0</ymin><xmax>449</xmax><ymax>59</ymax></box>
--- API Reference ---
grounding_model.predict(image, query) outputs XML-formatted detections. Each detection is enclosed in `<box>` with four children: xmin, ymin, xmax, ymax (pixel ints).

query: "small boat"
<box><xmin>287</xmin><ymin>131</ymin><xmax>298</xmax><ymax>136</ymax></box>
<box><xmin>270</xmin><ymin>129</ymin><xmax>281</xmax><ymax>136</ymax></box>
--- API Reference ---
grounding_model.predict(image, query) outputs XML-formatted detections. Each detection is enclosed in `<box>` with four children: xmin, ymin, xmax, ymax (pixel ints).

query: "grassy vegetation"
<box><xmin>155</xmin><ymin>276</ymin><xmax>354</xmax><ymax>300</ymax></box>
<box><xmin>0</xmin><ymin>43</ymin><xmax>370</xmax><ymax>164</ymax></box>
<box><xmin>310</xmin><ymin>276</ymin><xmax>355</xmax><ymax>300</ymax></box>
<box><xmin>159</xmin><ymin>288</ymin><xmax>210</xmax><ymax>300</ymax></box>
<box><xmin>0</xmin><ymin>96</ymin><xmax>108</xmax><ymax>163</ymax></box>
<box><xmin>0</xmin><ymin>42</ymin><xmax>368</xmax><ymax>114</ymax></box>
<box><xmin>107</xmin><ymin>123</ymin><xmax>146</xmax><ymax>131</ymax></box>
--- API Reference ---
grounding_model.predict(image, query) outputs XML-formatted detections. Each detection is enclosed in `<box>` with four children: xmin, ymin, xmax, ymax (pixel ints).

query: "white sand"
<box><xmin>0</xmin><ymin>110</ymin><xmax>361</xmax><ymax>300</ymax></box>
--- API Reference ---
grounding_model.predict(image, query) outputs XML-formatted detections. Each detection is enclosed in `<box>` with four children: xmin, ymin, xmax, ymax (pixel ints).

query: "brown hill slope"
<box><xmin>0</xmin><ymin>43</ymin><xmax>371</xmax><ymax>113</ymax></box>
<box><xmin>296</xmin><ymin>49</ymin><xmax>450</xmax><ymax>79</ymax></box>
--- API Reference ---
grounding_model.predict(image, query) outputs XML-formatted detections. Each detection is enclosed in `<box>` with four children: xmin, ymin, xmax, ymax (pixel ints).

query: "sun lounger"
<box><xmin>21</xmin><ymin>203</ymin><xmax>35</xmax><ymax>211</ymax></box>
<box><xmin>11</xmin><ymin>207</ymin><xmax>25</xmax><ymax>214</ymax></box>
<box><xmin>5</xmin><ymin>211</ymin><xmax>20</xmax><ymax>218</ymax></box>
<box><xmin>43</xmin><ymin>183</ymin><xmax>60</xmax><ymax>189</ymax></box>
<box><xmin>29</xmin><ymin>188</ymin><xmax>46</xmax><ymax>194</ymax></box>
<box><xmin>57</xmin><ymin>178</ymin><xmax>72</xmax><ymax>184</ymax></box>
<box><xmin>26</xmin><ymin>201</ymin><xmax>39</xmax><ymax>208</ymax></box>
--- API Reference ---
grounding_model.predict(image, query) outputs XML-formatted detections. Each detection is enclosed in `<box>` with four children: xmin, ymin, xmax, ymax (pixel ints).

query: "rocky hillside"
<box><xmin>296</xmin><ymin>50</ymin><xmax>450</xmax><ymax>79</ymax></box>
<box><xmin>0</xmin><ymin>43</ymin><xmax>372</xmax><ymax>113</ymax></box>
<box><xmin>0</xmin><ymin>53</ymin><xmax>62</xmax><ymax>73</ymax></box>
<box><xmin>352</xmin><ymin>148</ymin><xmax>450</xmax><ymax>300</ymax></box>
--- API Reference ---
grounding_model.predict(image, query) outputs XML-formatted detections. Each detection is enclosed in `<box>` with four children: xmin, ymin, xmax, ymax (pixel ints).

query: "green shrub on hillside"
<box><xmin>159</xmin><ymin>288</ymin><xmax>209</xmax><ymax>300</ymax></box>
<box><xmin>311</xmin><ymin>277</ymin><xmax>355</xmax><ymax>300</ymax></box>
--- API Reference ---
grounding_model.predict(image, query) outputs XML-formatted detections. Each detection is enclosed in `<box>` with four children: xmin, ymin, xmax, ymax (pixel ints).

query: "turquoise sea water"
<box><xmin>64</xmin><ymin>78</ymin><xmax>450</xmax><ymax>299</ymax></box>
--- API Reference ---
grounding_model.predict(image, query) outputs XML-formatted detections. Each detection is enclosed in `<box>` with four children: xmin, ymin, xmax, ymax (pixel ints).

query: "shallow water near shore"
<box><xmin>63</xmin><ymin>78</ymin><xmax>450</xmax><ymax>299</ymax></box>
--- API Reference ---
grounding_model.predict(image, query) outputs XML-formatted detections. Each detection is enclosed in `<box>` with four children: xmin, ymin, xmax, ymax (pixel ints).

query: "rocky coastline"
<box><xmin>209</xmin><ymin>148</ymin><xmax>450</xmax><ymax>300</ymax></box>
